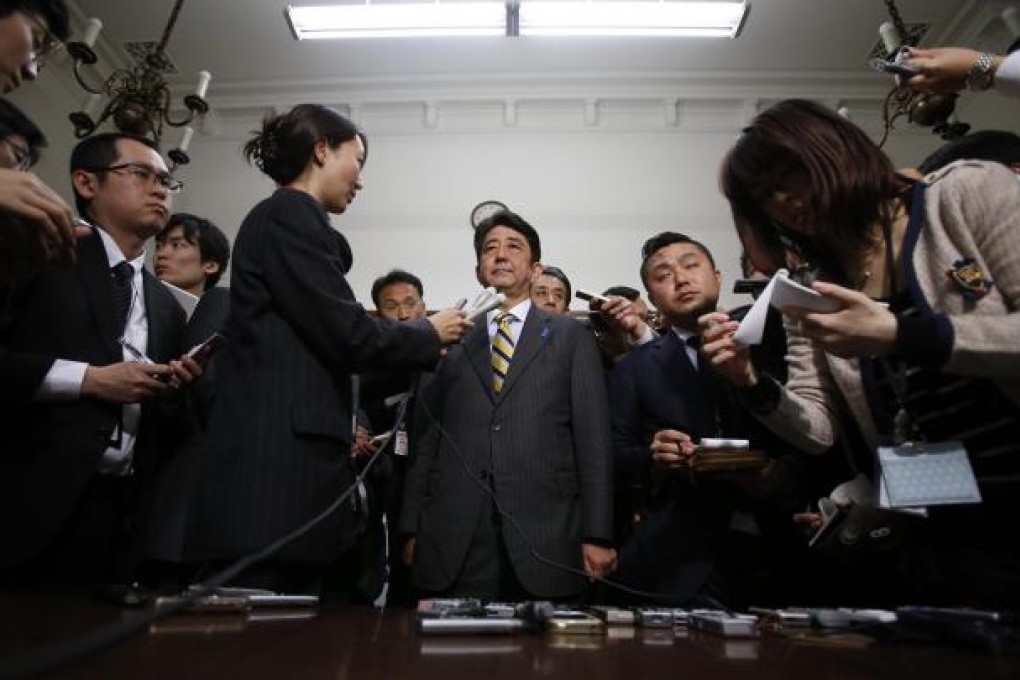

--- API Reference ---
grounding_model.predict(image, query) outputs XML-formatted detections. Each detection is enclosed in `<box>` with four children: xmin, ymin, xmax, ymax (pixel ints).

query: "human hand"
<box><xmin>167</xmin><ymin>355</ymin><xmax>203</xmax><ymax>389</ymax></box>
<box><xmin>427</xmin><ymin>308</ymin><xmax>472</xmax><ymax>344</ymax></box>
<box><xmin>596</xmin><ymin>295</ymin><xmax>649</xmax><ymax>343</ymax></box>
<box><xmin>785</xmin><ymin>281</ymin><xmax>897</xmax><ymax>359</ymax></box>
<box><xmin>0</xmin><ymin>169</ymin><xmax>82</xmax><ymax>266</ymax></box>
<box><xmin>582</xmin><ymin>543</ymin><xmax>618</xmax><ymax>581</ymax></box>
<box><xmin>650</xmin><ymin>429</ymin><xmax>696</xmax><ymax>469</ymax></box>
<box><xmin>698</xmin><ymin>311</ymin><xmax>757</xmax><ymax>387</ymax></box>
<box><xmin>403</xmin><ymin>537</ymin><xmax>416</xmax><ymax>566</ymax></box>
<box><xmin>902</xmin><ymin>47</ymin><xmax>1000</xmax><ymax>94</ymax></box>
<box><xmin>82</xmin><ymin>361</ymin><xmax>173</xmax><ymax>403</ymax></box>
<box><xmin>351</xmin><ymin>425</ymin><xmax>376</xmax><ymax>457</ymax></box>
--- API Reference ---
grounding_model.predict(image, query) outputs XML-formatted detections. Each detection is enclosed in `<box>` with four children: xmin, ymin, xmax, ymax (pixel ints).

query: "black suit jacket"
<box><xmin>608</xmin><ymin>329</ymin><xmax>758</xmax><ymax>602</ymax></box>
<box><xmin>0</xmin><ymin>230</ymin><xmax>187</xmax><ymax>568</ymax></box>
<box><xmin>187</xmin><ymin>189</ymin><xmax>441</xmax><ymax>564</ymax></box>
<box><xmin>401</xmin><ymin>307</ymin><xmax>614</xmax><ymax>597</ymax></box>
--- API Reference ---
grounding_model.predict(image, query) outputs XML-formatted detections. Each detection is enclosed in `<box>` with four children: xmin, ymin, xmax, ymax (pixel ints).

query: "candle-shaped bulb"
<box><xmin>194</xmin><ymin>71</ymin><xmax>212</xmax><ymax>100</ymax></box>
<box><xmin>82</xmin><ymin>92</ymin><xmax>101</xmax><ymax>116</ymax></box>
<box><xmin>178</xmin><ymin>126</ymin><xmax>195</xmax><ymax>153</ymax></box>
<box><xmin>82</xmin><ymin>18</ymin><xmax>103</xmax><ymax>48</ymax></box>
<box><xmin>879</xmin><ymin>21</ymin><xmax>901</xmax><ymax>54</ymax></box>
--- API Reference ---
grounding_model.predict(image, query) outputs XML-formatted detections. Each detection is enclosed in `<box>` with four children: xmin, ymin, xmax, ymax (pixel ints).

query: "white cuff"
<box><xmin>631</xmin><ymin>325</ymin><xmax>656</xmax><ymax>347</ymax></box>
<box><xmin>994</xmin><ymin>52</ymin><xmax>1020</xmax><ymax>99</ymax></box>
<box><xmin>33</xmin><ymin>360</ymin><xmax>88</xmax><ymax>402</ymax></box>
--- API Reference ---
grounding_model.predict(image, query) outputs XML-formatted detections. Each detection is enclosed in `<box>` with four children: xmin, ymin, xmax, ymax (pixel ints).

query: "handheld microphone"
<box><xmin>464</xmin><ymin>287</ymin><xmax>495</xmax><ymax>315</ymax></box>
<box><xmin>466</xmin><ymin>292</ymin><xmax>506</xmax><ymax>322</ymax></box>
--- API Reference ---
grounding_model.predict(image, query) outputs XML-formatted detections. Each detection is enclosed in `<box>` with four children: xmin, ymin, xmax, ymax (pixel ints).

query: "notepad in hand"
<box><xmin>732</xmin><ymin>269</ymin><xmax>840</xmax><ymax>346</ymax></box>
<box><xmin>771</xmin><ymin>272</ymin><xmax>841</xmax><ymax>314</ymax></box>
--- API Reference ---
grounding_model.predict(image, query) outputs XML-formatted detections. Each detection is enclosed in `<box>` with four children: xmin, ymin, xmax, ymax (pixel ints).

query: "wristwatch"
<box><xmin>966</xmin><ymin>52</ymin><xmax>996</xmax><ymax>91</ymax></box>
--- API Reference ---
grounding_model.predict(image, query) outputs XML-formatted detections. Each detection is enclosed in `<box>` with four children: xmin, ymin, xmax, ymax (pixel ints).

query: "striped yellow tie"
<box><xmin>491</xmin><ymin>312</ymin><xmax>515</xmax><ymax>393</ymax></box>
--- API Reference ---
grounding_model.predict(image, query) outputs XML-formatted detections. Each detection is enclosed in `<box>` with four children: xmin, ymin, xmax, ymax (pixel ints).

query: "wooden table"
<box><xmin>1</xmin><ymin>592</ymin><xmax>1018</xmax><ymax>679</ymax></box>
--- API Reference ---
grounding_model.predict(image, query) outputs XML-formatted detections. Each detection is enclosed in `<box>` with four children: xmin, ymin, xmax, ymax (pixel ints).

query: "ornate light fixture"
<box><xmin>876</xmin><ymin>0</ymin><xmax>967</xmax><ymax>147</ymax></box>
<box><xmin>65</xmin><ymin>0</ymin><xmax>211</xmax><ymax>167</ymax></box>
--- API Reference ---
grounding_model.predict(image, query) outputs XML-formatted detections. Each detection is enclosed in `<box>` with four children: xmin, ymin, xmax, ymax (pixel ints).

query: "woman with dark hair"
<box><xmin>702</xmin><ymin>99</ymin><xmax>1020</xmax><ymax>607</ymax></box>
<box><xmin>187</xmin><ymin>104</ymin><xmax>469</xmax><ymax>596</ymax></box>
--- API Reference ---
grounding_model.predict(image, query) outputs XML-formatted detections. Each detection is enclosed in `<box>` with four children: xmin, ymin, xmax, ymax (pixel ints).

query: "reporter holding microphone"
<box><xmin>187</xmin><ymin>104</ymin><xmax>469</xmax><ymax>597</ymax></box>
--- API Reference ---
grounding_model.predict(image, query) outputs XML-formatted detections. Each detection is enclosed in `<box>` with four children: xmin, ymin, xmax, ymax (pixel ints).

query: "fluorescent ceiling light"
<box><xmin>519</xmin><ymin>1</ymin><xmax>749</xmax><ymax>38</ymax></box>
<box><xmin>286</xmin><ymin>3</ymin><xmax>506</xmax><ymax>39</ymax></box>
<box><xmin>285</xmin><ymin>1</ymin><xmax>749</xmax><ymax>40</ymax></box>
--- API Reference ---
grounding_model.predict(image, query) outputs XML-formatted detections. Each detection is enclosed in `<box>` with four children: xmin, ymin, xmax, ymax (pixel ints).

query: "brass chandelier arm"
<box><xmin>71</xmin><ymin>59</ymin><xmax>108</xmax><ymax>96</ymax></box>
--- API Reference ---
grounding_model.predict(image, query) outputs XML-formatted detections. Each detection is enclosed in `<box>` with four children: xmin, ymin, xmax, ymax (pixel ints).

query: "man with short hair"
<box><xmin>610</xmin><ymin>232</ymin><xmax>795</xmax><ymax>607</ymax></box>
<box><xmin>154</xmin><ymin>213</ymin><xmax>230</xmax><ymax>298</ymax></box>
<box><xmin>372</xmin><ymin>269</ymin><xmax>427</xmax><ymax>322</ymax></box>
<box><xmin>531</xmin><ymin>265</ymin><xmax>571</xmax><ymax>315</ymax></box>
<box><xmin>402</xmin><ymin>211</ymin><xmax>616</xmax><ymax>600</ymax></box>
<box><xmin>0</xmin><ymin>0</ymin><xmax>79</xmax><ymax>286</ymax></box>
<box><xmin>0</xmin><ymin>132</ymin><xmax>200</xmax><ymax>587</ymax></box>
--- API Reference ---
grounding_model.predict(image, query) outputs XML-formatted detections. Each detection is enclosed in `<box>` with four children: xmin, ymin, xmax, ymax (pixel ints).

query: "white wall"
<box><xmin>9</xmin><ymin>75</ymin><xmax>1018</xmax><ymax>312</ymax></box>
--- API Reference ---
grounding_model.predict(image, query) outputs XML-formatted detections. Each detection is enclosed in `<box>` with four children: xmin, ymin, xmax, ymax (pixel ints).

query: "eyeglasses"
<box><xmin>85</xmin><ymin>162</ymin><xmax>184</xmax><ymax>193</ymax></box>
<box><xmin>1</xmin><ymin>138</ymin><xmax>32</xmax><ymax>171</ymax></box>
<box><xmin>24</xmin><ymin>12</ymin><xmax>61</xmax><ymax>70</ymax></box>
<box><xmin>380</xmin><ymin>300</ymin><xmax>424</xmax><ymax>314</ymax></box>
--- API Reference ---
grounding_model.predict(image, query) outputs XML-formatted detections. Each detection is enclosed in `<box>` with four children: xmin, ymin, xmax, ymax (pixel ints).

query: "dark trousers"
<box><xmin>430</xmin><ymin>498</ymin><xmax>531</xmax><ymax>602</ymax></box>
<box><xmin>1</xmin><ymin>474</ymin><xmax>135</xmax><ymax>588</ymax></box>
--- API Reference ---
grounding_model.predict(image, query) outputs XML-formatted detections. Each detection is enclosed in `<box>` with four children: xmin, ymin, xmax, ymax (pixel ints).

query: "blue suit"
<box><xmin>609</xmin><ymin>329</ymin><xmax>779</xmax><ymax>604</ymax></box>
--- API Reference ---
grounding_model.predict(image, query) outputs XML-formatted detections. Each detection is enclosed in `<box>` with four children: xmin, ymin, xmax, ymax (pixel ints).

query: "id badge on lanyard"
<box><xmin>875</xmin><ymin>358</ymin><xmax>981</xmax><ymax>510</ymax></box>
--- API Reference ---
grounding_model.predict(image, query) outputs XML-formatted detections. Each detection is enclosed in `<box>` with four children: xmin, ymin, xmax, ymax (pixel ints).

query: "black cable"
<box><xmin>414</xmin><ymin>386</ymin><xmax>728</xmax><ymax>610</ymax></box>
<box><xmin>0</xmin><ymin>394</ymin><xmax>413</xmax><ymax>680</ymax></box>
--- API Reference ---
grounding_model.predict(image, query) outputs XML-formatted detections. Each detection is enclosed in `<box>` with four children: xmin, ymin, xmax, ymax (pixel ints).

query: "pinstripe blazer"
<box><xmin>186</xmin><ymin>189</ymin><xmax>441</xmax><ymax>564</ymax></box>
<box><xmin>0</xmin><ymin>230</ymin><xmax>187</xmax><ymax>568</ymax></box>
<box><xmin>401</xmin><ymin>306</ymin><xmax>614</xmax><ymax>597</ymax></box>
<box><xmin>756</xmin><ymin>160</ymin><xmax>1020</xmax><ymax>454</ymax></box>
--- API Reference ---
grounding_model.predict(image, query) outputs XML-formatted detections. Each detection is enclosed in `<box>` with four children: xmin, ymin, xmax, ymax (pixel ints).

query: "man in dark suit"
<box><xmin>401</xmin><ymin>212</ymin><xmax>616</xmax><ymax>600</ymax></box>
<box><xmin>0</xmin><ymin>132</ymin><xmax>199</xmax><ymax>586</ymax></box>
<box><xmin>610</xmin><ymin>232</ymin><xmax>799</xmax><ymax>608</ymax></box>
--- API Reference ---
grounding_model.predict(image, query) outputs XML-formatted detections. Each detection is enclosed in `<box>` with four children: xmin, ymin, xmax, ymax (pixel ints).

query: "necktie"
<box><xmin>491</xmin><ymin>312</ymin><xmax>516</xmax><ymax>393</ymax></box>
<box><xmin>685</xmin><ymin>334</ymin><xmax>701</xmax><ymax>370</ymax></box>
<box><xmin>111</xmin><ymin>261</ymin><xmax>133</xmax><ymax>335</ymax></box>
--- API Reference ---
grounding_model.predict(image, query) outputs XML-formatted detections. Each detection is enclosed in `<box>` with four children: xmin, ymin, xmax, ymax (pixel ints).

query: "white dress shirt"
<box><xmin>34</xmin><ymin>227</ymin><xmax>148</xmax><ymax>476</ymax></box>
<box><xmin>487</xmin><ymin>298</ymin><xmax>532</xmax><ymax>347</ymax></box>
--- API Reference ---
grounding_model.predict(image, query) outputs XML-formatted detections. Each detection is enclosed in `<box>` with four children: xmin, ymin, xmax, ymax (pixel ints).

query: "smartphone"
<box><xmin>589</xmin><ymin>605</ymin><xmax>636</xmax><ymax>625</ymax></box>
<box><xmin>547</xmin><ymin>612</ymin><xmax>605</xmax><ymax>634</ymax></box>
<box><xmin>186</xmin><ymin>332</ymin><xmax>226</xmax><ymax>365</ymax></box>
<box><xmin>575</xmin><ymin>289</ymin><xmax>609</xmax><ymax>305</ymax></box>
<box><xmin>635</xmin><ymin>608</ymin><xmax>675</xmax><ymax>628</ymax></box>
<box><xmin>732</xmin><ymin>278</ymin><xmax>768</xmax><ymax>295</ymax></box>
<box><xmin>869</xmin><ymin>57</ymin><xmax>919</xmax><ymax>78</ymax></box>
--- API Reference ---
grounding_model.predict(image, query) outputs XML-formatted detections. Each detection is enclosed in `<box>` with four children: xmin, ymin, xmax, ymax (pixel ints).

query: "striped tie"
<box><xmin>491</xmin><ymin>312</ymin><xmax>516</xmax><ymax>393</ymax></box>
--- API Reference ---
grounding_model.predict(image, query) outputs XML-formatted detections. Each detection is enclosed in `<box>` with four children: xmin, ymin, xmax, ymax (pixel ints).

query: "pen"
<box><xmin>119</xmin><ymin>338</ymin><xmax>155</xmax><ymax>364</ymax></box>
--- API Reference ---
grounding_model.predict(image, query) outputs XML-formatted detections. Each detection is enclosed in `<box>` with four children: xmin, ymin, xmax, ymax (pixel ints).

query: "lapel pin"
<box><xmin>946</xmin><ymin>257</ymin><xmax>993</xmax><ymax>301</ymax></box>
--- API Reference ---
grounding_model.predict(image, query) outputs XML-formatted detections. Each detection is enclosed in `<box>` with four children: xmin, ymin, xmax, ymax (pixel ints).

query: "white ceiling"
<box><xmin>67</xmin><ymin>0</ymin><xmax>1004</xmax><ymax>98</ymax></box>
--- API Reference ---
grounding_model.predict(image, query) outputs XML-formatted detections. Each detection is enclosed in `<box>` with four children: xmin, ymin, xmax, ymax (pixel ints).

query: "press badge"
<box><xmin>877</xmin><ymin>441</ymin><xmax>982</xmax><ymax>508</ymax></box>
<box><xmin>393</xmin><ymin>429</ymin><xmax>408</xmax><ymax>457</ymax></box>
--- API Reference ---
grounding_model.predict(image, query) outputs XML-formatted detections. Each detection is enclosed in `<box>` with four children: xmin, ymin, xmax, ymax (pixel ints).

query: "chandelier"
<box><xmin>65</xmin><ymin>0</ymin><xmax>211</xmax><ymax>167</ymax></box>
<box><xmin>875</xmin><ymin>0</ymin><xmax>968</xmax><ymax>147</ymax></box>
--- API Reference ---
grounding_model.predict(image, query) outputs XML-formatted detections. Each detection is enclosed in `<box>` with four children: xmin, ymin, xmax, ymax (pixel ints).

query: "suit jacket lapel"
<box><xmin>496</xmin><ymin>307</ymin><xmax>549</xmax><ymax>402</ymax></box>
<box><xmin>655</xmin><ymin>330</ymin><xmax>717</xmax><ymax>434</ymax></box>
<box><xmin>76</xmin><ymin>231</ymin><xmax>121</xmax><ymax>360</ymax></box>
<box><xmin>143</xmin><ymin>270</ymin><xmax>173</xmax><ymax>362</ymax></box>
<box><xmin>464</xmin><ymin>322</ymin><xmax>496</xmax><ymax>402</ymax></box>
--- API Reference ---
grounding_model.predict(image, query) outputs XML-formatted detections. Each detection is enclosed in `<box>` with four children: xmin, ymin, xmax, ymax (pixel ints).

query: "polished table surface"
<box><xmin>1</xmin><ymin>592</ymin><xmax>1019</xmax><ymax>679</ymax></box>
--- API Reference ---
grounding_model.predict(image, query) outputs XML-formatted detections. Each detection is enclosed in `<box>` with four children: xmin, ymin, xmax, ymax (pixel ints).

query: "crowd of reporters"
<box><xmin>2</xmin><ymin>0</ymin><xmax>1019</xmax><ymax>613</ymax></box>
